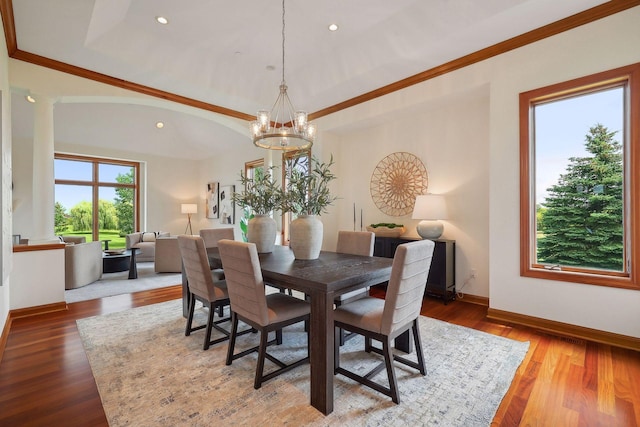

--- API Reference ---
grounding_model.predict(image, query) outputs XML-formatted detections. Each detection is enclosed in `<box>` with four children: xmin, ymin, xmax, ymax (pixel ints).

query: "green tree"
<box><xmin>54</xmin><ymin>202</ymin><xmax>68</xmax><ymax>233</ymax></box>
<box><xmin>114</xmin><ymin>169</ymin><xmax>134</xmax><ymax>235</ymax></box>
<box><xmin>98</xmin><ymin>199</ymin><xmax>118</xmax><ymax>230</ymax></box>
<box><xmin>537</xmin><ymin>124</ymin><xmax>623</xmax><ymax>270</ymax></box>
<box><xmin>69</xmin><ymin>201</ymin><xmax>92</xmax><ymax>232</ymax></box>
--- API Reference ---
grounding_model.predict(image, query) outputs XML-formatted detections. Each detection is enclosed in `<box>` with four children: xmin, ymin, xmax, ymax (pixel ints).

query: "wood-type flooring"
<box><xmin>0</xmin><ymin>285</ymin><xmax>638</xmax><ymax>426</ymax></box>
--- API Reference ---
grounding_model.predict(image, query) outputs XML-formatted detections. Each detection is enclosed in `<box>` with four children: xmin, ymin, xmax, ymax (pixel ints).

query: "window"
<box><xmin>54</xmin><ymin>154</ymin><xmax>140</xmax><ymax>249</ymax></box>
<box><xmin>520</xmin><ymin>63</ymin><xmax>640</xmax><ymax>289</ymax></box>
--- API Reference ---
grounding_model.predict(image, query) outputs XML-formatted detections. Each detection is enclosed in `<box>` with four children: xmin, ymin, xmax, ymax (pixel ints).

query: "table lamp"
<box><xmin>411</xmin><ymin>194</ymin><xmax>447</xmax><ymax>239</ymax></box>
<box><xmin>181</xmin><ymin>203</ymin><xmax>198</xmax><ymax>235</ymax></box>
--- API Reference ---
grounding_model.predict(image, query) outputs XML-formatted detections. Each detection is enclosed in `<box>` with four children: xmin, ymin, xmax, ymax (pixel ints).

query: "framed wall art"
<box><xmin>219</xmin><ymin>184</ymin><xmax>235</xmax><ymax>224</ymax></box>
<box><xmin>370</xmin><ymin>152</ymin><xmax>428</xmax><ymax>216</ymax></box>
<box><xmin>206</xmin><ymin>182</ymin><xmax>219</xmax><ymax>219</ymax></box>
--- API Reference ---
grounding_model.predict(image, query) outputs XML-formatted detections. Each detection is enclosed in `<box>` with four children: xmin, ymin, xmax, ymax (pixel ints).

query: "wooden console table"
<box><xmin>373</xmin><ymin>236</ymin><xmax>456</xmax><ymax>304</ymax></box>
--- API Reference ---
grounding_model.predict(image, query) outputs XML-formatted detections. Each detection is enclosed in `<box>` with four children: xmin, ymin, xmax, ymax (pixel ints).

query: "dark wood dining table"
<box><xmin>181</xmin><ymin>244</ymin><xmax>394</xmax><ymax>415</ymax></box>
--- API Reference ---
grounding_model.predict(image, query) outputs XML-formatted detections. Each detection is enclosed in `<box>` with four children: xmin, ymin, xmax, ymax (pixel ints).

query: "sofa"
<box><xmin>126</xmin><ymin>231</ymin><xmax>170</xmax><ymax>262</ymax></box>
<box><xmin>64</xmin><ymin>241</ymin><xmax>103</xmax><ymax>289</ymax></box>
<box><xmin>154</xmin><ymin>236</ymin><xmax>182</xmax><ymax>273</ymax></box>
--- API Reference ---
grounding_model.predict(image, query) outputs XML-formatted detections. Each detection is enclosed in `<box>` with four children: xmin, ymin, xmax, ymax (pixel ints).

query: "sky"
<box><xmin>534</xmin><ymin>86</ymin><xmax>624</xmax><ymax>204</ymax></box>
<box><xmin>54</xmin><ymin>160</ymin><xmax>132</xmax><ymax>210</ymax></box>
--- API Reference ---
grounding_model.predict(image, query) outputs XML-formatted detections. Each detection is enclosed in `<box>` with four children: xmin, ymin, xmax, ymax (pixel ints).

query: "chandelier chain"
<box><xmin>281</xmin><ymin>0</ymin><xmax>286</xmax><ymax>85</ymax></box>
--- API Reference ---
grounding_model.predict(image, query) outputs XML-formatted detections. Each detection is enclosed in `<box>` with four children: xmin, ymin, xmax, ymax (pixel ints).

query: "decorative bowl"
<box><xmin>104</xmin><ymin>249</ymin><xmax>126</xmax><ymax>256</ymax></box>
<box><xmin>366</xmin><ymin>226</ymin><xmax>406</xmax><ymax>238</ymax></box>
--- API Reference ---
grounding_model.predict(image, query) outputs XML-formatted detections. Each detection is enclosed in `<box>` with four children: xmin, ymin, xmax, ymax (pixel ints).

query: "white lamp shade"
<box><xmin>412</xmin><ymin>194</ymin><xmax>447</xmax><ymax>220</ymax></box>
<box><xmin>181</xmin><ymin>203</ymin><xmax>198</xmax><ymax>214</ymax></box>
<box><xmin>412</xmin><ymin>194</ymin><xmax>447</xmax><ymax>240</ymax></box>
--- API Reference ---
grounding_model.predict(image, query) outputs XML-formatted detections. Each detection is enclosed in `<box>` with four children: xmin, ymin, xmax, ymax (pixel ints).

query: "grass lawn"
<box><xmin>61</xmin><ymin>230</ymin><xmax>127</xmax><ymax>249</ymax></box>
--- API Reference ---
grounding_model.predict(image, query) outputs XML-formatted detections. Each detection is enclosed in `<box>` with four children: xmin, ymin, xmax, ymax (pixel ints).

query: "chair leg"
<box><xmin>276</xmin><ymin>328</ymin><xmax>283</xmax><ymax>345</ymax></box>
<box><xmin>334</xmin><ymin>326</ymin><xmax>341</xmax><ymax>373</ymax></box>
<box><xmin>203</xmin><ymin>302</ymin><xmax>216</xmax><ymax>350</ymax></box>
<box><xmin>382</xmin><ymin>339</ymin><xmax>400</xmax><ymax>404</ymax></box>
<box><xmin>218</xmin><ymin>305</ymin><xmax>224</xmax><ymax>317</ymax></box>
<box><xmin>254</xmin><ymin>329</ymin><xmax>269</xmax><ymax>389</ymax></box>
<box><xmin>226</xmin><ymin>312</ymin><xmax>239</xmax><ymax>365</ymax></box>
<box><xmin>185</xmin><ymin>292</ymin><xmax>195</xmax><ymax>336</ymax></box>
<box><xmin>411</xmin><ymin>319</ymin><xmax>427</xmax><ymax>375</ymax></box>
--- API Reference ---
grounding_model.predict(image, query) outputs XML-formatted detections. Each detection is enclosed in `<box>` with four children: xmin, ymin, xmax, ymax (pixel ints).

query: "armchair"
<box><xmin>125</xmin><ymin>231</ymin><xmax>169</xmax><ymax>262</ymax></box>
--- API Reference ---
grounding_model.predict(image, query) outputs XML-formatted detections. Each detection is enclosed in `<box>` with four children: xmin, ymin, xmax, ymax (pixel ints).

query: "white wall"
<box><xmin>0</xmin><ymin>15</ymin><xmax>11</xmax><ymax>332</ymax></box>
<box><xmin>322</xmin><ymin>86</ymin><xmax>490</xmax><ymax>298</ymax></box>
<box><xmin>487</xmin><ymin>8</ymin><xmax>640</xmax><ymax>337</ymax></box>
<box><xmin>3</xmin><ymin>7</ymin><xmax>639</xmax><ymax>339</ymax></box>
<box><xmin>10</xmin><ymin>248</ymin><xmax>65</xmax><ymax>309</ymax></box>
<box><xmin>318</xmin><ymin>7</ymin><xmax>640</xmax><ymax>338</ymax></box>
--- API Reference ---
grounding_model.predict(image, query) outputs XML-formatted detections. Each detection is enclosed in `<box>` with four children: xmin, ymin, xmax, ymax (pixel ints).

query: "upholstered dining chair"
<box><xmin>334</xmin><ymin>239</ymin><xmax>435</xmax><ymax>404</ymax></box>
<box><xmin>217</xmin><ymin>239</ymin><xmax>311</xmax><ymax>389</ymax></box>
<box><xmin>335</xmin><ymin>230</ymin><xmax>375</xmax><ymax>345</ymax></box>
<box><xmin>178</xmin><ymin>235</ymin><xmax>232</xmax><ymax>351</ymax></box>
<box><xmin>199</xmin><ymin>227</ymin><xmax>235</xmax><ymax>248</ymax></box>
<box><xmin>199</xmin><ymin>227</ymin><xmax>235</xmax><ymax>313</ymax></box>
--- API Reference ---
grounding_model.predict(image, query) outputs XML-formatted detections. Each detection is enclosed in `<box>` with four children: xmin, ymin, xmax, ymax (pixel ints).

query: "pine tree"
<box><xmin>537</xmin><ymin>124</ymin><xmax>623</xmax><ymax>271</ymax></box>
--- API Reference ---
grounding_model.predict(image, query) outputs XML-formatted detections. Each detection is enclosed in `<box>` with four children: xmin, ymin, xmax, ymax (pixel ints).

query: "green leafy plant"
<box><xmin>231</xmin><ymin>166</ymin><xmax>283</xmax><ymax>215</ymax></box>
<box><xmin>282</xmin><ymin>155</ymin><xmax>338</xmax><ymax>216</ymax></box>
<box><xmin>370</xmin><ymin>223</ymin><xmax>404</xmax><ymax>228</ymax></box>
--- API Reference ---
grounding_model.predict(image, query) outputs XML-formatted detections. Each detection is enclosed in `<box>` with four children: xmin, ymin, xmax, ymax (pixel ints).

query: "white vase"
<box><xmin>247</xmin><ymin>214</ymin><xmax>276</xmax><ymax>253</ymax></box>
<box><xmin>289</xmin><ymin>214</ymin><xmax>323</xmax><ymax>260</ymax></box>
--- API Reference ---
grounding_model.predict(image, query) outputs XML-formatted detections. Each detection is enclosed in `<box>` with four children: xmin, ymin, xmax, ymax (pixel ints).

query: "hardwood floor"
<box><xmin>1</xmin><ymin>286</ymin><xmax>639</xmax><ymax>426</ymax></box>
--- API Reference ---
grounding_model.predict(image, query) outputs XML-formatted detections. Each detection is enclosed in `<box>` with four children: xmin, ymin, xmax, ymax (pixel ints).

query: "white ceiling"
<box><xmin>9</xmin><ymin>0</ymin><xmax>609</xmax><ymax>159</ymax></box>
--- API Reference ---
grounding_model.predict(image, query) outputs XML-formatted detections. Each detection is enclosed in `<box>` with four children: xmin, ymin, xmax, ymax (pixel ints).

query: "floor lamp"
<box><xmin>181</xmin><ymin>204</ymin><xmax>197</xmax><ymax>235</ymax></box>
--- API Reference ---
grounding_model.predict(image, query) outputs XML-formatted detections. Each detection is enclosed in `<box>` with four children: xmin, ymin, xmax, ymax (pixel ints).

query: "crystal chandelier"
<box><xmin>250</xmin><ymin>0</ymin><xmax>316</xmax><ymax>151</ymax></box>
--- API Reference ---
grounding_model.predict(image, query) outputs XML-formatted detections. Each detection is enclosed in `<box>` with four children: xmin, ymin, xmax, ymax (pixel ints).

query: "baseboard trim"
<box><xmin>9</xmin><ymin>302</ymin><xmax>68</xmax><ymax>319</ymax></box>
<box><xmin>0</xmin><ymin>302</ymin><xmax>69</xmax><ymax>365</ymax></box>
<box><xmin>0</xmin><ymin>312</ymin><xmax>10</xmax><ymax>365</ymax></box>
<box><xmin>487</xmin><ymin>308</ymin><xmax>640</xmax><ymax>351</ymax></box>
<box><xmin>456</xmin><ymin>294</ymin><xmax>489</xmax><ymax>306</ymax></box>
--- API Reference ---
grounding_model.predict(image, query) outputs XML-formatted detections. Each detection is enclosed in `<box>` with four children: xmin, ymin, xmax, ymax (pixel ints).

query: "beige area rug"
<box><xmin>77</xmin><ymin>299</ymin><xmax>529</xmax><ymax>426</ymax></box>
<box><xmin>65</xmin><ymin>262</ymin><xmax>181</xmax><ymax>303</ymax></box>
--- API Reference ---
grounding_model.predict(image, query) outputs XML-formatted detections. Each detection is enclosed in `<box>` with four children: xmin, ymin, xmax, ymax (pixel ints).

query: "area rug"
<box><xmin>77</xmin><ymin>299</ymin><xmax>529</xmax><ymax>426</ymax></box>
<box><xmin>65</xmin><ymin>262</ymin><xmax>181</xmax><ymax>303</ymax></box>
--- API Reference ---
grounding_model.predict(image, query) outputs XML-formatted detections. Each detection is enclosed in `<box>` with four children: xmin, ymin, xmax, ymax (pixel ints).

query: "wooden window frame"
<box><xmin>519</xmin><ymin>63</ymin><xmax>640</xmax><ymax>290</ymax></box>
<box><xmin>54</xmin><ymin>153</ymin><xmax>141</xmax><ymax>239</ymax></box>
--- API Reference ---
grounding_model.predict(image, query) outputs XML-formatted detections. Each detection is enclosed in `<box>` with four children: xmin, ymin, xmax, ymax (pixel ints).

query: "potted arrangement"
<box><xmin>232</xmin><ymin>166</ymin><xmax>283</xmax><ymax>253</ymax></box>
<box><xmin>282</xmin><ymin>155</ymin><xmax>337</xmax><ymax>259</ymax></box>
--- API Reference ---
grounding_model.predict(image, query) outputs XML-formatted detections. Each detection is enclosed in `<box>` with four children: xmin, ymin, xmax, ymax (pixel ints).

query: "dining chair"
<box><xmin>178</xmin><ymin>235</ymin><xmax>232</xmax><ymax>351</ymax></box>
<box><xmin>335</xmin><ymin>230</ymin><xmax>375</xmax><ymax>345</ymax></box>
<box><xmin>199</xmin><ymin>227</ymin><xmax>235</xmax><ymax>248</ymax></box>
<box><xmin>334</xmin><ymin>239</ymin><xmax>435</xmax><ymax>403</ymax></box>
<box><xmin>217</xmin><ymin>239</ymin><xmax>311</xmax><ymax>389</ymax></box>
<box><xmin>199</xmin><ymin>227</ymin><xmax>235</xmax><ymax>314</ymax></box>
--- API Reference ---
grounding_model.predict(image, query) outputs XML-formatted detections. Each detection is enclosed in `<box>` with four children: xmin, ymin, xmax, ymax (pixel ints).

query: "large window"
<box><xmin>54</xmin><ymin>154</ymin><xmax>140</xmax><ymax>249</ymax></box>
<box><xmin>520</xmin><ymin>63</ymin><xmax>639</xmax><ymax>289</ymax></box>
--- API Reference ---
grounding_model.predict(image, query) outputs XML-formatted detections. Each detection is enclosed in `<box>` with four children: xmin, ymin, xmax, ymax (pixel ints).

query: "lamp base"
<box><xmin>416</xmin><ymin>220</ymin><xmax>443</xmax><ymax>240</ymax></box>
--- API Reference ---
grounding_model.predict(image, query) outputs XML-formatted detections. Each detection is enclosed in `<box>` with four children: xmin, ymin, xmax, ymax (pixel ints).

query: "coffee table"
<box><xmin>102</xmin><ymin>248</ymin><xmax>139</xmax><ymax>279</ymax></box>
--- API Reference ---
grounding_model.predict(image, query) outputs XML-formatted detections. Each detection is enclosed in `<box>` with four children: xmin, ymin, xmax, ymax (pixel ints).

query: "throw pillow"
<box><xmin>141</xmin><ymin>232</ymin><xmax>157</xmax><ymax>242</ymax></box>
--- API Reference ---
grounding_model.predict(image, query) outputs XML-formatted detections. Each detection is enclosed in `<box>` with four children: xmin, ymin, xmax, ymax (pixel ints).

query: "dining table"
<box><xmin>181</xmin><ymin>244</ymin><xmax>395</xmax><ymax>415</ymax></box>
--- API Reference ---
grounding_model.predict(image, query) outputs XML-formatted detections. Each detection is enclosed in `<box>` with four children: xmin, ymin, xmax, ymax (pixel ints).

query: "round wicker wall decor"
<box><xmin>370</xmin><ymin>152</ymin><xmax>428</xmax><ymax>216</ymax></box>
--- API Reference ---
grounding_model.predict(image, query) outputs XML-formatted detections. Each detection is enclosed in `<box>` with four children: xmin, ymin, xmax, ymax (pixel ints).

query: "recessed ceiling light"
<box><xmin>328</xmin><ymin>23</ymin><xmax>338</xmax><ymax>31</ymax></box>
<box><xmin>156</xmin><ymin>16</ymin><xmax>169</xmax><ymax>25</ymax></box>
<box><xmin>156</xmin><ymin>121</ymin><xmax>164</xmax><ymax>129</ymax></box>
<box><xmin>25</xmin><ymin>95</ymin><xmax>36</xmax><ymax>103</ymax></box>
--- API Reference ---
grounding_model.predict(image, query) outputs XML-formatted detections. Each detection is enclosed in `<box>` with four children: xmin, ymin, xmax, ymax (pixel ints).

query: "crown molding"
<box><xmin>2</xmin><ymin>0</ymin><xmax>639</xmax><ymax>122</ymax></box>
